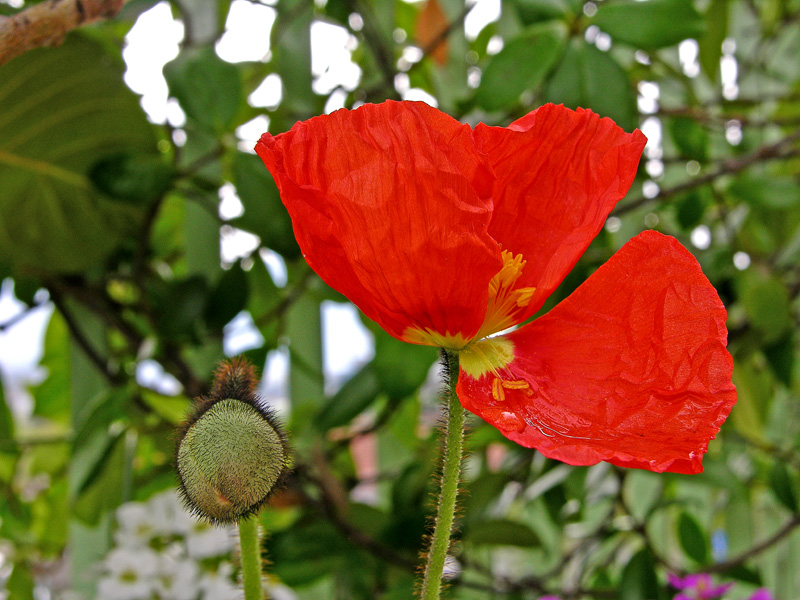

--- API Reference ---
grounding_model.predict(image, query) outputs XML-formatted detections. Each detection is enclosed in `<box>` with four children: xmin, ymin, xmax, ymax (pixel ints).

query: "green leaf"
<box><xmin>543</xmin><ymin>40</ymin><xmax>638</xmax><ymax>131</ymax></box>
<box><xmin>511</xmin><ymin>0</ymin><xmax>573</xmax><ymax>24</ymax></box>
<box><xmin>728</xmin><ymin>175</ymin><xmax>800</xmax><ymax>209</ymax></box>
<box><xmin>72</xmin><ymin>430</ymin><xmax>127</xmax><ymax>524</ymax></box>
<box><xmin>677</xmin><ymin>511</ymin><xmax>710</xmax><ymax>563</ymax></box>
<box><xmin>0</xmin><ymin>377</ymin><xmax>13</xmax><ymax>441</ymax></box>
<box><xmin>89</xmin><ymin>152</ymin><xmax>174</xmax><ymax>205</ymax></box>
<box><xmin>763</xmin><ymin>333</ymin><xmax>795</xmax><ymax>387</ymax></box>
<box><xmin>591</xmin><ymin>0</ymin><xmax>706</xmax><ymax>50</ymax></box>
<box><xmin>619</xmin><ymin>548</ymin><xmax>660</xmax><ymax>600</ymax></box>
<box><xmin>31</xmin><ymin>311</ymin><xmax>71</xmax><ymax>423</ymax></box>
<box><xmin>164</xmin><ymin>46</ymin><xmax>242</xmax><ymax>131</ymax></box>
<box><xmin>315</xmin><ymin>363</ymin><xmax>381</xmax><ymax>431</ymax></box>
<box><xmin>152</xmin><ymin>276</ymin><xmax>209</xmax><ymax>339</ymax></box>
<box><xmin>140</xmin><ymin>390</ymin><xmax>192</xmax><ymax>426</ymax></box>
<box><xmin>373</xmin><ymin>330</ymin><xmax>437</xmax><ymax>401</ymax></box>
<box><xmin>669</xmin><ymin>117</ymin><xmax>710</xmax><ymax>162</ymax></box>
<box><xmin>6</xmin><ymin>562</ymin><xmax>34</xmax><ymax>600</ymax></box>
<box><xmin>737</xmin><ymin>271</ymin><xmax>792</xmax><ymax>344</ymax></box>
<box><xmin>769</xmin><ymin>461</ymin><xmax>799</xmax><ymax>512</ymax></box>
<box><xmin>698</xmin><ymin>0</ymin><xmax>729</xmax><ymax>81</ymax></box>
<box><xmin>231</xmin><ymin>151</ymin><xmax>300</xmax><ymax>258</ymax></box>
<box><xmin>204</xmin><ymin>262</ymin><xmax>249</xmax><ymax>330</ymax></box>
<box><xmin>475</xmin><ymin>22</ymin><xmax>566</xmax><ymax>111</ymax></box>
<box><xmin>0</xmin><ymin>34</ymin><xmax>155</xmax><ymax>274</ymax></box>
<box><xmin>463</xmin><ymin>518</ymin><xmax>541</xmax><ymax>547</ymax></box>
<box><xmin>675</xmin><ymin>188</ymin><xmax>711</xmax><ymax>229</ymax></box>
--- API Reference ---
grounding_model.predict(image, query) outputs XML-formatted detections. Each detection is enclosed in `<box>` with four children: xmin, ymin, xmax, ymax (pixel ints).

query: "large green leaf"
<box><xmin>543</xmin><ymin>40</ymin><xmax>638</xmax><ymax>131</ymax></box>
<box><xmin>677</xmin><ymin>511</ymin><xmax>710</xmax><ymax>563</ymax></box>
<box><xmin>475</xmin><ymin>22</ymin><xmax>566</xmax><ymax>111</ymax></box>
<box><xmin>463</xmin><ymin>518</ymin><xmax>541</xmax><ymax>547</ymax></box>
<box><xmin>231</xmin><ymin>151</ymin><xmax>300</xmax><ymax>258</ymax></box>
<box><xmin>619</xmin><ymin>548</ymin><xmax>660</xmax><ymax>600</ymax></box>
<box><xmin>591</xmin><ymin>0</ymin><xmax>706</xmax><ymax>50</ymax></box>
<box><xmin>164</xmin><ymin>46</ymin><xmax>242</xmax><ymax>131</ymax></box>
<box><xmin>0</xmin><ymin>34</ymin><xmax>156</xmax><ymax>273</ymax></box>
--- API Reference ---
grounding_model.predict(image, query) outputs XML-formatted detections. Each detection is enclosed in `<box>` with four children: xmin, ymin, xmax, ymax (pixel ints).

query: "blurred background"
<box><xmin>0</xmin><ymin>0</ymin><xmax>799</xmax><ymax>598</ymax></box>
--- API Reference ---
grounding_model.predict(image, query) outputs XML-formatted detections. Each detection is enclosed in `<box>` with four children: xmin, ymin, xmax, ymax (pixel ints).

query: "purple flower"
<box><xmin>748</xmin><ymin>590</ymin><xmax>774</xmax><ymax>600</ymax></box>
<box><xmin>668</xmin><ymin>573</ymin><xmax>734</xmax><ymax>600</ymax></box>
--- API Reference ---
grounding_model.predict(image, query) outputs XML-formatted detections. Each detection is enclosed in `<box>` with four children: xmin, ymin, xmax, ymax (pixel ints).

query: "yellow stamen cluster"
<box><xmin>473</xmin><ymin>250</ymin><xmax>536</xmax><ymax>341</ymax></box>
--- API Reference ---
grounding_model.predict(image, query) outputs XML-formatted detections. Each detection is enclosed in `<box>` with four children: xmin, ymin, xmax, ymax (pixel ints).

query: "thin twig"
<box><xmin>614</xmin><ymin>128</ymin><xmax>800</xmax><ymax>216</ymax></box>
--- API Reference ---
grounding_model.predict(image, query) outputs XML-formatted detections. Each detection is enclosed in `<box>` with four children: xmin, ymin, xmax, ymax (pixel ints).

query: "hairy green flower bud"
<box><xmin>176</xmin><ymin>358</ymin><xmax>289</xmax><ymax>524</ymax></box>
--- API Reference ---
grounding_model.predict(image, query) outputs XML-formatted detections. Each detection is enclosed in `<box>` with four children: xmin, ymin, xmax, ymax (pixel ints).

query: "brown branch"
<box><xmin>0</xmin><ymin>0</ymin><xmax>125</xmax><ymax>67</ymax></box>
<box><xmin>614</xmin><ymin>128</ymin><xmax>800</xmax><ymax>217</ymax></box>
<box><xmin>705</xmin><ymin>512</ymin><xmax>800</xmax><ymax>574</ymax></box>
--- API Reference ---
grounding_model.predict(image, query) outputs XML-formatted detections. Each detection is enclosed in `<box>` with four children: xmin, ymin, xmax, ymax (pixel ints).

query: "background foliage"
<box><xmin>1</xmin><ymin>0</ymin><xmax>800</xmax><ymax>598</ymax></box>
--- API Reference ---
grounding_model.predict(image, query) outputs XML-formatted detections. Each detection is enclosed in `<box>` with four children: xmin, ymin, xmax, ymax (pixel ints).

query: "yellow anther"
<box><xmin>513</xmin><ymin>287</ymin><xmax>536</xmax><ymax>307</ymax></box>
<box><xmin>491</xmin><ymin>377</ymin><xmax>534</xmax><ymax>402</ymax></box>
<box><xmin>492</xmin><ymin>378</ymin><xmax>505</xmax><ymax>402</ymax></box>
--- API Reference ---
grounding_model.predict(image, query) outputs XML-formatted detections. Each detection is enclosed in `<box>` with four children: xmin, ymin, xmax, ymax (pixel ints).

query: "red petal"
<box><xmin>256</xmin><ymin>101</ymin><xmax>501</xmax><ymax>343</ymax></box>
<box><xmin>473</xmin><ymin>104</ymin><xmax>647</xmax><ymax>320</ymax></box>
<box><xmin>457</xmin><ymin>231</ymin><xmax>735</xmax><ymax>474</ymax></box>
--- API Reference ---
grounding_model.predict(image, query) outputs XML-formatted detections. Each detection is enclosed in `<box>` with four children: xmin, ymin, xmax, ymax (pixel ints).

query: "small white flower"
<box><xmin>199</xmin><ymin>561</ymin><xmax>240</xmax><ymax>600</ymax></box>
<box><xmin>114</xmin><ymin>502</ymin><xmax>161</xmax><ymax>548</ymax></box>
<box><xmin>185</xmin><ymin>519</ymin><xmax>236</xmax><ymax>559</ymax></box>
<box><xmin>149</xmin><ymin>490</ymin><xmax>196</xmax><ymax>537</ymax></box>
<box><xmin>154</xmin><ymin>557</ymin><xmax>201</xmax><ymax>600</ymax></box>
<box><xmin>96</xmin><ymin>547</ymin><xmax>159</xmax><ymax>600</ymax></box>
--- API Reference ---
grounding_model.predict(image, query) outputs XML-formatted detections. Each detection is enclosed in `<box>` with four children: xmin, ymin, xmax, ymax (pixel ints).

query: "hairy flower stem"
<box><xmin>239</xmin><ymin>516</ymin><xmax>264</xmax><ymax>600</ymax></box>
<box><xmin>420</xmin><ymin>349</ymin><xmax>465</xmax><ymax>600</ymax></box>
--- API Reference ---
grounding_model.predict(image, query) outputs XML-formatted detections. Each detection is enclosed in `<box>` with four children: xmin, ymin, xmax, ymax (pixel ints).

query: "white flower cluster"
<box><xmin>96</xmin><ymin>490</ymin><xmax>240</xmax><ymax>600</ymax></box>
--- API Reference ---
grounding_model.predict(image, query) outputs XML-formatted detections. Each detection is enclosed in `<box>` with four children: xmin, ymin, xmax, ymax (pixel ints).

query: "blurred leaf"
<box><xmin>373</xmin><ymin>329</ymin><xmax>436</xmax><ymax>401</ymax></box>
<box><xmin>152</xmin><ymin>276</ymin><xmax>209</xmax><ymax>339</ymax></box>
<box><xmin>232</xmin><ymin>151</ymin><xmax>300</xmax><ymax>258</ymax></box>
<box><xmin>699</xmin><ymin>0</ymin><xmax>728</xmax><ymax>81</ymax></box>
<box><xmin>728</xmin><ymin>175</ymin><xmax>800</xmax><ymax>209</ymax></box>
<box><xmin>140</xmin><ymin>390</ymin><xmax>192</xmax><ymax>426</ymax></box>
<box><xmin>89</xmin><ymin>152</ymin><xmax>174</xmax><ymax>205</ymax></box>
<box><xmin>737</xmin><ymin>270</ymin><xmax>792</xmax><ymax>344</ymax></box>
<box><xmin>769</xmin><ymin>461</ymin><xmax>799</xmax><ymax>512</ymax></box>
<box><xmin>511</xmin><ymin>0</ymin><xmax>573</xmax><ymax>24</ymax></box>
<box><xmin>204</xmin><ymin>262</ymin><xmax>249</xmax><ymax>330</ymax></box>
<box><xmin>675</xmin><ymin>188</ymin><xmax>711</xmax><ymax>229</ymax></box>
<box><xmin>0</xmin><ymin>379</ymin><xmax>13</xmax><ymax>441</ymax></box>
<box><xmin>315</xmin><ymin>363</ymin><xmax>381</xmax><ymax>431</ymax></box>
<box><xmin>763</xmin><ymin>333</ymin><xmax>795</xmax><ymax>387</ymax></box>
<box><xmin>0</xmin><ymin>34</ymin><xmax>154</xmax><ymax>273</ymax></box>
<box><xmin>721</xmin><ymin>564</ymin><xmax>763</xmax><ymax>585</ymax></box>
<box><xmin>72</xmin><ymin>430</ymin><xmax>127</xmax><ymax>524</ymax></box>
<box><xmin>592</xmin><ymin>0</ymin><xmax>705</xmax><ymax>50</ymax></box>
<box><xmin>543</xmin><ymin>39</ymin><xmax>638</xmax><ymax>131</ymax></box>
<box><xmin>164</xmin><ymin>46</ymin><xmax>242</xmax><ymax>131</ymax></box>
<box><xmin>32</xmin><ymin>311</ymin><xmax>71</xmax><ymax>423</ymax></box>
<box><xmin>619</xmin><ymin>548</ymin><xmax>660</xmax><ymax>600</ymax></box>
<box><xmin>464</xmin><ymin>519</ymin><xmax>540</xmax><ymax>547</ymax></box>
<box><xmin>6</xmin><ymin>563</ymin><xmax>34</xmax><ymax>600</ymax></box>
<box><xmin>677</xmin><ymin>511</ymin><xmax>710</xmax><ymax>563</ymax></box>
<box><xmin>475</xmin><ymin>22</ymin><xmax>566</xmax><ymax>111</ymax></box>
<box><xmin>669</xmin><ymin>117</ymin><xmax>710</xmax><ymax>162</ymax></box>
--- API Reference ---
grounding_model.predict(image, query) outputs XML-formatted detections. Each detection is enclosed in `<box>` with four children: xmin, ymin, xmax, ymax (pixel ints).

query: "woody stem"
<box><xmin>420</xmin><ymin>349</ymin><xmax>465</xmax><ymax>600</ymax></box>
<box><xmin>239</xmin><ymin>516</ymin><xmax>264</xmax><ymax>600</ymax></box>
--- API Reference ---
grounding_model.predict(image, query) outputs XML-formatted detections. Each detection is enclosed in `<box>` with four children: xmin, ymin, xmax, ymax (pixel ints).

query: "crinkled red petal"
<box><xmin>256</xmin><ymin>101</ymin><xmax>502</xmax><ymax>343</ymax></box>
<box><xmin>457</xmin><ymin>231</ymin><xmax>735</xmax><ymax>474</ymax></box>
<box><xmin>473</xmin><ymin>104</ymin><xmax>647</xmax><ymax>321</ymax></box>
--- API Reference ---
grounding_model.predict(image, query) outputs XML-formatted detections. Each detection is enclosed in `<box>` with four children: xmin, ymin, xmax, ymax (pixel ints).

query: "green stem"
<box><xmin>420</xmin><ymin>350</ymin><xmax>465</xmax><ymax>600</ymax></box>
<box><xmin>239</xmin><ymin>516</ymin><xmax>263</xmax><ymax>600</ymax></box>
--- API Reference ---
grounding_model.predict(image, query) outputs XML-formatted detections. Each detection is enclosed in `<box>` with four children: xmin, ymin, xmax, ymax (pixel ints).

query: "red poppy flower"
<box><xmin>255</xmin><ymin>100</ymin><xmax>735</xmax><ymax>474</ymax></box>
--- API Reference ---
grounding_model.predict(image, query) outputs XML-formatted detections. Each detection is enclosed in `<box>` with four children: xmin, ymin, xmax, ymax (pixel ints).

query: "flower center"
<box><xmin>473</xmin><ymin>250</ymin><xmax>536</xmax><ymax>341</ymax></box>
<box><xmin>401</xmin><ymin>250</ymin><xmax>535</xmax><ymax>354</ymax></box>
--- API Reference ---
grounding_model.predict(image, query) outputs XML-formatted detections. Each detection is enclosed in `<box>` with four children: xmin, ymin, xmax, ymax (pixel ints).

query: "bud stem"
<box><xmin>239</xmin><ymin>516</ymin><xmax>264</xmax><ymax>600</ymax></box>
<box><xmin>420</xmin><ymin>350</ymin><xmax>464</xmax><ymax>600</ymax></box>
